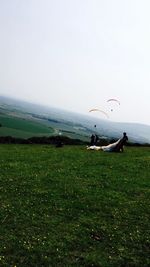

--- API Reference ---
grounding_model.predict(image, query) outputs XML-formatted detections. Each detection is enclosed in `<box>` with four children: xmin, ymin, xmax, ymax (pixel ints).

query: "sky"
<box><xmin>0</xmin><ymin>0</ymin><xmax>150</xmax><ymax>125</ymax></box>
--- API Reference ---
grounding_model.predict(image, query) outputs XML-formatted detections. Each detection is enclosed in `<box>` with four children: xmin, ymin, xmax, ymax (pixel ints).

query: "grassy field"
<box><xmin>0</xmin><ymin>115</ymin><xmax>53</xmax><ymax>138</ymax></box>
<box><xmin>0</xmin><ymin>114</ymin><xmax>90</xmax><ymax>141</ymax></box>
<box><xmin>0</xmin><ymin>145</ymin><xmax>149</xmax><ymax>267</ymax></box>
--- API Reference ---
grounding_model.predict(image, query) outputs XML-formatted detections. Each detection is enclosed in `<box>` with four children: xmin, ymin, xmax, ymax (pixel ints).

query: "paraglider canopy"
<box><xmin>107</xmin><ymin>98</ymin><xmax>120</xmax><ymax>105</ymax></box>
<box><xmin>89</xmin><ymin>108</ymin><xmax>109</xmax><ymax>119</ymax></box>
<box><xmin>107</xmin><ymin>98</ymin><xmax>120</xmax><ymax>113</ymax></box>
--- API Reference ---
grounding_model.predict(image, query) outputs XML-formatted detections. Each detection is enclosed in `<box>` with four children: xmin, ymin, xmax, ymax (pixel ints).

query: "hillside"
<box><xmin>0</xmin><ymin>95</ymin><xmax>150</xmax><ymax>143</ymax></box>
<box><xmin>0</xmin><ymin>144</ymin><xmax>150</xmax><ymax>266</ymax></box>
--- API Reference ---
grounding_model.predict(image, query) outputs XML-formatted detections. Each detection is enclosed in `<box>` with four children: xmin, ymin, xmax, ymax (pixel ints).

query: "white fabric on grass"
<box><xmin>87</xmin><ymin>139</ymin><xmax>121</xmax><ymax>152</ymax></box>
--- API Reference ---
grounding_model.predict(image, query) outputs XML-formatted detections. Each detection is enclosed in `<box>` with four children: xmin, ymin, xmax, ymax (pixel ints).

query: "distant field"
<box><xmin>0</xmin><ymin>114</ymin><xmax>90</xmax><ymax>141</ymax></box>
<box><xmin>0</xmin><ymin>145</ymin><xmax>149</xmax><ymax>267</ymax></box>
<box><xmin>0</xmin><ymin>114</ymin><xmax>54</xmax><ymax>138</ymax></box>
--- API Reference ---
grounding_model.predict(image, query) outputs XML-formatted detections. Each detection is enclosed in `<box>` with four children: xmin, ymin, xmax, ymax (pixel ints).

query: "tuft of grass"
<box><xmin>0</xmin><ymin>145</ymin><xmax>149</xmax><ymax>267</ymax></box>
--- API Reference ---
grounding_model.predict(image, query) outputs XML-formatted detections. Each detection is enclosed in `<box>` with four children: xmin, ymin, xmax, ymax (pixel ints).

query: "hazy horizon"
<box><xmin>0</xmin><ymin>0</ymin><xmax>150</xmax><ymax>125</ymax></box>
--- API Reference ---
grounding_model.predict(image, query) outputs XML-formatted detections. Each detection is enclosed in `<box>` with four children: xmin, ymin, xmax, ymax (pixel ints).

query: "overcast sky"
<box><xmin>0</xmin><ymin>0</ymin><xmax>150</xmax><ymax>125</ymax></box>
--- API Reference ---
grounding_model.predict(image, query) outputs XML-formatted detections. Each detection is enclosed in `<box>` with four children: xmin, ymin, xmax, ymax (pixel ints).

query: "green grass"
<box><xmin>0</xmin><ymin>145</ymin><xmax>149</xmax><ymax>267</ymax></box>
<box><xmin>0</xmin><ymin>115</ymin><xmax>53</xmax><ymax>137</ymax></box>
<box><xmin>0</xmin><ymin>114</ymin><xmax>89</xmax><ymax>141</ymax></box>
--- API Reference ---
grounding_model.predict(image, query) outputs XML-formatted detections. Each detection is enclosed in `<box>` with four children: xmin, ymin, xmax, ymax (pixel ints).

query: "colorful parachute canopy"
<box><xmin>89</xmin><ymin>109</ymin><xmax>109</xmax><ymax>119</ymax></box>
<box><xmin>107</xmin><ymin>98</ymin><xmax>120</xmax><ymax>105</ymax></box>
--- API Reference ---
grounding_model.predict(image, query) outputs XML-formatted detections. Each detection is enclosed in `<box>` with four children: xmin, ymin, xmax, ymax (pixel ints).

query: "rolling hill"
<box><xmin>0</xmin><ymin>95</ymin><xmax>150</xmax><ymax>144</ymax></box>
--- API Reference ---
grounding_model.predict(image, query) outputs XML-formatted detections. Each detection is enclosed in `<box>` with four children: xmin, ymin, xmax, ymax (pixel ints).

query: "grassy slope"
<box><xmin>0</xmin><ymin>145</ymin><xmax>149</xmax><ymax>267</ymax></box>
<box><xmin>0</xmin><ymin>114</ymin><xmax>90</xmax><ymax>140</ymax></box>
<box><xmin>0</xmin><ymin>115</ymin><xmax>53</xmax><ymax>137</ymax></box>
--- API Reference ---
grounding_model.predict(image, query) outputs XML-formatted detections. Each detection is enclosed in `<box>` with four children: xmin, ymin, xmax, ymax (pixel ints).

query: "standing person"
<box><xmin>90</xmin><ymin>134</ymin><xmax>99</xmax><ymax>146</ymax></box>
<box><xmin>114</xmin><ymin>132</ymin><xmax>128</xmax><ymax>152</ymax></box>
<box><xmin>90</xmin><ymin>134</ymin><xmax>95</xmax><ymax>146</ymax></box>
<box><xmin>95</xmin><ymin>134</ymin><xmax>99</xmax><ymax>145</ymax></box>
